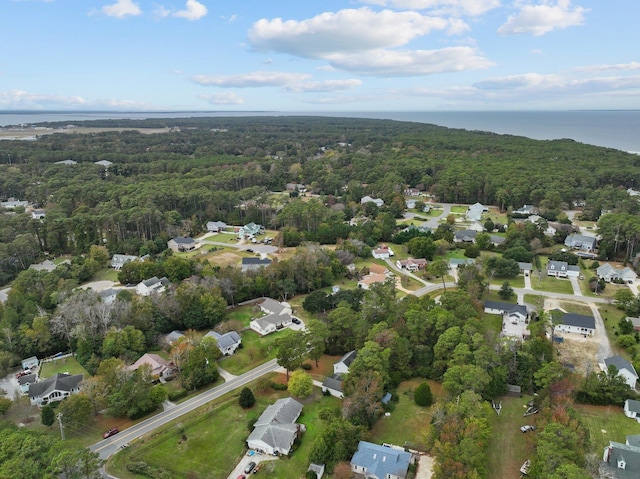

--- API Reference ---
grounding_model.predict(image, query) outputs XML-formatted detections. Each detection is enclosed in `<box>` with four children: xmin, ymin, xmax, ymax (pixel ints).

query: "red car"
<box><xmin>103</xmin><ymin>428</ymin><xmax>119</xmax><ymax>439</ymax></box>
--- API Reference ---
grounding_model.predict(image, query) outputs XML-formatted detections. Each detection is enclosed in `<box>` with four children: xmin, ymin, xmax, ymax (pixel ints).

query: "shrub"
<box><xmin>414</xmin><ymin>382</ymin><xmax>433</xmax><ymax>407</ymax></box>
<box><xmin>168</xmin><ymin>388</ymin><xmax>188</xmax><ymax>401</ymax></box>
<box><xmin>270</xmin><ymin>381</ymin><xmax>287</xmax><ymax>390</ymax></box>
<box><xmin>239</xmin><ymin>387</ymin><xmax>256</xmax><ymax>409</ymax></box>
<box><xmin>302</xmin><ymin>363</ymin><xmax>313</xmax><ymax>370</ymax></box>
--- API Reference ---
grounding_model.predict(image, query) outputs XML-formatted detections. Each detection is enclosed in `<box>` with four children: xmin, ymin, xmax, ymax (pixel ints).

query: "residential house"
<box><xmin>29</xmin><ymin>260</ymin><xmax>58</xmax><ymax>272</ymax></box>
<box><xmin>396</xmin><ymin>257</ymin><xmax>427</xmax><ymax>272</ymax></box>
<box><xmin>0</xmin><ymin>199</ymin><xmax>28</xmax><ymax>210</ymax></box>
<box><xmin>246</xmin><ymin>398</ymin><xmax>304</xmax><ymax>455</ymax></box>
<box><xmin>99</xmin><ymin>288</ymin><xmax>118</xmax><ymax>305</ymax></box>
<box><xmin>21</xmin><ymin>356</ymin><xmax>39</xmax><ymax>370</ymax></box>
<box><xmin>490</xmin><ymin>235</ymin><xmax>506</xmax><ymax>247</ymax></box>
<box><xmin>95</xmin><ymin>160</ymin><xmax>113</xmax><ymax>168</ymax></box>
<box><xmin>237</xmin><ymin>222</ymin><xmax>263</xmax><ymax>240</ymax></box>
<box><xmin>204</xmin><ymin>330</ymin><xmax>242</xmax><ymax>355</ymax></box>
<box><xmin>350</xmin><ymin>441</ymin><xmax>412</xmax><ymax>479</ymax></box>
<box><xmin>468</xmin><ymin>221</ymin><xmax>485</xmax><ymax>233</ymax></box>
<box><xmin>321</xmin><ymin>374</ymin><xmax>344</xmax><ymax>399</ymax></box>
<box><xmin>307</xmin><ymin>463</ymin><xmax>325</xmax><ymax>479</ymax></box>
<box><xmin>514</xmin><ymin>204</ymin><xmax>538</xmax><ymax>216</ymax></box>
<box><xmin>250</xmin><ymin>298</ymin><xmax>294</xmax><ymax>335</ymax></box>
<box><xmin>603</xmin><ymin>355</ymin><xmax>638</xmax><ymax>389</ymax></box>
<box><xmin>372</xmin><ymin>245</ymin><xmax>393</xmax><ymax>259</ymax></box>
<box><xmin>168</xmin><ymin>237</ymin><xmax>197</xmax><ymax>252</ymax></box>
<box><xmin>357</xmin><ymin>273</ymin><xmax>388</xmax><ymax>290</ymax></box>
<box><xmin>334</xmin><ymin>351</ymin><xmax>357</xmax><ymax>375</ymax></box>
<box><xmin>624</xmin><ymin>399</ymin><xmax>640</xmax><ymax>422</ymax></box>
<box><xmin>602</xmin><ymin>434</ymin><xmax>640</xmax><ymax>478</ymax></box>
<box><xmin>53</xmin><ymin>159</ymin><xmax>77</xmax><ymax>165</ymax></box>
<box><xmin>564</xmin><ymin>234</ymin><xmax>597</xmax><ymax>252</ymax></box>
<box><xmin>518</xmin><ymin>262</ymin><xmax>533</xmax><ymax>276</ymax></box>
<box><xmin>597</xmin><ymin>264</ymin><xmax>637</xmax><ymax>284</ymax></box>
<box><xmin>547</xmin><ymin>260</ymin><xmax>580</xmax><ymax>278</ymax></box>
<box><xmin>404</xmin><ymin>187</ymin><xmax>421</xmax><ymax>196</ymax></box>
<box><xmin>627</xmin><ymin>317</ymin><xmax>640</xmax><ymax>332</ymax></box>
<box><xmin>241</xmin><ymin>257</ymin><xmax>272</xmax><ymax>272</ymax></box>
<box><xmin>18</xmin><ymin>374</ymin><xmax>37</xmax><ymax>394</ymax></box>
<box><xmin>405</xmin><ymin>199</ymin><xmax>416</xmax><ymax>210</ymax></box>
<box><xmin>28</xmin><ymin>372</ymin><xmax>83</xmax><ymax>406</ymax></box>
<box><xmin>454</xmin><ymin>230</ymin><xmax>477</xmax><ymax>243</ymax></box>
<box><xmin>136</xmin><ymin>276</ymin><xmax>169</xmax><ymax>296</ymax></box>
<box><xmin>369</xmin><ymin>264</ymin><xmax>389</xmax><ymax>276</ymax></box>
<box><xmin>206</xmin><ymin>221</ymin><xmax>228</xmax><ymax>232</ymax></box>
<box><xmin>556</xmin><ymin>312</ymin><xmax>596</xmax><ymax>336</ymax></box>
<box><xmin>484</xmin><ymin>301</ymin><xmax>528</xmax><ymax>320</ymax></box>
<box><xmin>128</xmin><ymin>353</ymin><xmax>175</xmax><ymax>380</ymax></box>
<box><xmin>361</xmin><ymin>196</ymin><xmax>384</xmax><ymax>207</ymax></box>
<box><xmin>466</xmin><ymin>202</ymin><xmax>488</xmax><ymax>222</ymax></box>
<box><xmin>31</xmin><ymin>209</ymin><xmax>46</xmax><ymax>219</ymax></box>
<box><xmin>164</xmin><ymin>330</ymin><xmax>185</xmax><ymax>346</ymax></box>
<box><xmin>111</xmin><ymin>254</ymin><xmax>139</xmax><ymax>270</ymax></box>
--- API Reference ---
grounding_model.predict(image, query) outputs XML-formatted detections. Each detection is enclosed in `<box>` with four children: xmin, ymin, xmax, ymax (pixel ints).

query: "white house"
<box><xmin>204</xmin><ymin>330</ymin><xmax>242</xmax><ymax>355</ymax></box>
<box><xmin>28</xmin><ymin>372</ymin><xmax>83</xmax><ymax>406</ymax></box>
<box><xmin>466</xmin><ymin>202</ymin><xmax>488</xmax><ymax>222</ymax></box>
<box><xmin>396</xmin><ymin>257</ymin><xmax>427</xmax><ymax>272</ymax></box>
<box><xmin>136</xmin><ymin>276</ymin><xmax>169</xmax><ymax>296</ymax></box>
<box><xmin>597</xmin><ymin>263</ymin><xmax>637</xmax><ymax>283</ymax></box>
<box><xmin>206</xmin><ymin>221</ymin><xmax>228</xmax><ymax>232</ymax></box>
<box><xmin>602</xmin><ymin>434</ymin><xmax>640</xmax><ymax>477</ymax></box>
<box><xmin>555</xmin><ymin>312</ymin><xmax>595</xmax><ymax>336</ymax></box>
<box><xmin>250</xmin><ymin>298</ymin><xmax>294</xmax><ymax>335</ymax></box>
<box><xmin>350</xmin><ymin>441</ymin><xmax>412</xmax><ymax>479</ymax></box>
<box><xmin>321</xmin><ymin>374</ymin><xmax>344</xmax><ymax>399</ymax></box>
<box><xmin>603</xmin><ymin>355</ymin><xmax>638</xmax><ymax>389</ymax></box>
<box><xmin>564</xmin><ymin>234</ymin><xmax>597</xmax><ymax>252</ymax></box>
<box><xmin>484</xmin><ymin>301</ymin><xmax>528</xmax><ymax>320</ymax></box>
<box><xmin>247</xmin><ymin>398</ymin><xmax>304</xmax><ymax>455</ymax></box>
<box><xmin>111</xmin><ymin>254</ymin><xmax>139</xmax><ymax>270</ymax></box>
<box><xmin>31</xmin><ymin>209</ymin><xmax>46</xmax><ymax>220</ymax></box>
<box><xmin>334</xmin><ymin>350</ymin><xmax>357</xmax><ymax>375</ymax></box>
<box><xmin>624</xmin><ymin>399</ymin><xmax>640</xmax><ymax>422</ymax></box>
<box><xmin>21</xmin><ymin>356</ymin><xmax>39</xmax><ymax>371</ymax></box>
<box><xmin>372</xmin><ymin>245</ymin><xmax>393</xmax><ymax>259</ymax></box>
<box><xmin>547</xmin><ymin>260</ymin><xmax>580</xmax><ymax>278</ymax></box>
<box><xmin>361</xmin><ymin>196</ymin><xmax>384</xmax><ymax>207</ymax></box>
<box><xmin>99</xmin><ymin>288</ymin><xmax>118</xmax><ymax>305</ymax></box>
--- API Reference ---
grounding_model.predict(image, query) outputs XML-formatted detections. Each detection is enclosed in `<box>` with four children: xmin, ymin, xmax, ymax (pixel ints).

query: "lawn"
<box><xmin>486</xmin><ymin>395</ymin><xmax>536</xmax><ymax>479</ymax></box>
<box><xmin>39</xmin><ymin>356</ymin><xmax>88</xmax><ymax>379</ymax></box>
<box><xmin>598</xmin><ymin>304</ymin><xmax>630</xmax><ymax>356</ymax></box>
<box><xmin>558</xmin><ymin>301</ymin><xmax>593</xmax><ymax>316</ymax></box>
<box><xmin>488</xmin><ymin>276</ymin><xmax>525</xmax><ymax>288</ymax></box>
<box><xmin>530</xmin><ymin>273</ymin><xmax>574</xmax><ymax>295</ymax></box>
<box><xmin>523</xmin><ymin>294</ymin><xmax>546</xmax><ymax>312</ymax></box>
<box><xmin>450</xmin><ymin>205</ymin><xmax>468</xmax><ymax>214</ymax></box>
<box><xmin>93</xmin><ymin>268</ymin><xmax>119</xmax><ymax>282</ymax></box>
<box><xmin>220</xmin><ymin>329</ymin><xmax>292</xmax><ymax>375</ymax></box>
<box><xmin>226</xmin><ymin>305</ymin><xmax>256</xmax><ymax>328</ymax></box>
<box><xmin>575</xmin><ymin>403</ymin><xmax>640</xmax><ymax>452</ymax></box>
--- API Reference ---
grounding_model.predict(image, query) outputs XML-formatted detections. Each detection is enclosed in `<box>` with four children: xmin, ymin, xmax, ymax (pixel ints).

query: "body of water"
<box><xmin>1</xmin><ymin>110</ymin><xmax>639</xmax><ymax>154</ymax></box>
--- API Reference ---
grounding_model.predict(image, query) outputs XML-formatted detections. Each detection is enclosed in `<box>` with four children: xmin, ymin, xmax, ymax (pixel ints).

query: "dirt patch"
<box><xmin>208</xmin><ymin>251</ymin><xmax>242</xmax><ymax>267</ymax></box>
<box><xmin>416</xmin><ymin>454</ymin><xmax>435</xmax><ymax>479</ymax></box>
<box><xmin>556</xmin><ymin>337</ymin><xmax>599</xmax><ymax>375</ymax></box>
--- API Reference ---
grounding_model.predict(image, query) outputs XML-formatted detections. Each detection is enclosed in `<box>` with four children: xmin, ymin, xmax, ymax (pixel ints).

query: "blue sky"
<box><xmin>1</xmin><ymin>0</ymin><xmax>639</xmax><ymax>111</ymax></box>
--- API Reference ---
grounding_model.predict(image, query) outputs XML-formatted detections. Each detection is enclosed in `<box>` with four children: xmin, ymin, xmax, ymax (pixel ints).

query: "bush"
<box><xmin>126</xmin><ymin>461</ymin><xmax>173</xmax><ymax>479</ymax></box>
<box><xmin>414</xmin><ymin>382</ymin><xmax>433</xmax><ymax>407</ymax></box>
<box><xmin>239</xmin><ymin>387</ymin><xmax>256</xmax><ymax>409</ymax></box>
<box><xmin>168</xmin><ymin>388</ymin><xmax>188</xmax><ymax>401</ymax></box>
<box><xmin>270</xmin><ymin>381</ymin><xmax>288</xmax><ymax>390</ymax></box>
<box><xmin>302</xmin><ymin>363</ymin><xmax>312</xmax><ymax>370</ymax></box>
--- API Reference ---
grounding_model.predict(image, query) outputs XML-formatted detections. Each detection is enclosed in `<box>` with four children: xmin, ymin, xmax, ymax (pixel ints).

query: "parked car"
<box><xmin>520</xmin><ymin>425</ymin><xmax>536</xmax><ymax>433</ymax></box>
<box><xmin>103</xmin><ymin>427</ymin><xmax>119</xmax><ymax>439</ymax></box>
<box><xmin>244</xmin><ymin>462</ymin><xmax>256</xmax><ymax>474</ymax></box>
<box><xmin>292</xmin><ymin>318</ymin><xmax>301</xmax><ymax>325</ymax></box>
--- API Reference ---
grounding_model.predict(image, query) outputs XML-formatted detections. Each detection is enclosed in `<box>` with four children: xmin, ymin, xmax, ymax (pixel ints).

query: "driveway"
<box><xmin>569</xmin><ymin>276</ymin><xmax>583</xmax><ymax>296</ymax></box>
<box><xmin>590</xmin><ymin>303</ymin><xmax>613</xmax><ymax>363</ymax></box>
<box><xmin>227</xmin><ymin>451</ymin><xmax>278</xmax><ymax>479</ymax></box>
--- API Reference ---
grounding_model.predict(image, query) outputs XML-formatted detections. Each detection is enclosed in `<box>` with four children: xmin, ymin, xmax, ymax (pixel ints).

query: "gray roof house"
<box><xmin>334</xmin><ymin>350</ymin><xmax>358</xmax><ymax>375</ymax></box>
<box><xmin>28</xmin><ymin>372</ymin><xmax>83</xmax><ymax>406</ymax></box>
<box><xmin>241</xmin><ymin>257</ymin><xmax>272</xmax><ymax>272</ymax></box>
<box><xmin>453</xmin><ymin>230</ymin><xmax>477</xmax><ymax>243</ymax></box>
<box><xmin>604</xmin><ymin>355</ymin><xmax>638</xmax><ymax>389</ymax></box>
<box><xmin>564</xmin><ymin>234</ymin><xmax>597</xmax><ymax>252</ymax></box>
<box><xmin>602</xmin><ymin>434</ymin><xmax>640</xmax><ymax>479</ymax></box>
<box><xmin>351</xmin><ymin>441</ymin><xmax>412</xmax><ymax>479</ymax></box>
<box><xmin>204</xmin><ymin>330</ymin><xmax>242</xmax><ymax>355</ymax></box>
<box><xmin>466</xmin><ymin>202</ymin><xmax>488</xmax><ymax>222</ymax></box>
<box><xmin>164</xmin><ymin>330</ymin><xmax>185</xmax><ymax>345</ymax></box>
<box><xmin>247</xmin><ymin>398</ymin><xmax>304</xmax><ymax>455</ymax></box>
<box><xmin>111</xmin><ymin>254</ymin><xmax>139</xmax><ymax>270</ymax></box>
<box><xmin>136</xmin><ymin>276</ymin><xmax>170</xmax><ymax>296</ymax></box>
<box><xmin>250</xmin><ymin>298</ymin><xmax>294</xmax><ymax>335</ymax></box>
<box><xmin>321</xmin><ymin>374</ymin><xmax>344</xmax><ymax>398</ymax></box>
<box><xmin>597</xmin><ymin>264</ymin><xmax>637</xmax><ymax>284</ymax></box>
<box><xmin>168</xmin><ymin>237</ymin><xmax>197</xmax><ymax>252</ymax></box>
<box><xmin>484</xmin><ymin>301</ymin><xmax>528</xmax><ymax>318</ymax></box>
<box><xmin>556</xmin><ymin>312</ymin><xmax>596</xmax><ymax>336</ymax></box>
<box><xmin>206</xmin><ymin>221</ymin><xmax>227</xmax><ymax>232</ymax></box>
<box><xmin>624</xmin><ymin>399</ymin><xmax>640</xmax><ymax>421</ymax></box>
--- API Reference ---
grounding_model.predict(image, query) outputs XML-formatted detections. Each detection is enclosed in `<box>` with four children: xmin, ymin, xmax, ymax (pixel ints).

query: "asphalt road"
<box><xmin>89</xmin><ymin>359</ymin><xmax>280</xmax><ymax>461</ymax></box>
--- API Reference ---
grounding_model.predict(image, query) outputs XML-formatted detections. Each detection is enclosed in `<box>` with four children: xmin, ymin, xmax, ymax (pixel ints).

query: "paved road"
<box><xmin>90</xmin><ymin>359</ymin><xmax>280</xmax><ymax>461</ymax></box>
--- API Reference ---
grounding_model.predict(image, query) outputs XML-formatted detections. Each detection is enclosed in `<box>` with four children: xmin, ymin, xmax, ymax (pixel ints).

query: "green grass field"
<box><xmin>39</xmin><ymin>356</ymin><xmax>88</xmax><ymax>379</ymax></box>
<box><xmin>530</xmin><ymin>273</ymin><xmax>574</xmax><ymax>295</ymax></box>
<box><xmin>576</xmin><ymin>404</ymin><xmax>640</xmax><ymax>451</ymax></box>
<box><xmin>220</xmin><ymin>329</ymin><xmax>292</xmax><ymax>375</ymax></box>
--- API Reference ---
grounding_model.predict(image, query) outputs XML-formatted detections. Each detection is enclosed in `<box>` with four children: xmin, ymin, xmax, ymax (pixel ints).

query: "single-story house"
<box><xmin>514</xmin><ymin>205</ymin><xmax>537</xmax><ymax>216</ymax></box>
<box><xmin>518</xmin><ymin>262</ymin><xmax>533</xmax><ymax>276</ymax></box>
<box><xmin>321</xmin><ymin>374</ymin><xmax>344</xmax><ymax>399</ymax></box>
<box><xmin>555</xmin><ymin>312</ymin><xmax>596</xmax><ymax>336</ymax></box>
<box><xmin>22</xmin><ymin>356</ymin><xmax>39</xmax><ymax>370</ymax></box>
<box><xmin>627</xmin><ymin>317</ymin><xmax>640</xmax><ymax>332</ymax></box>
<box><xmin>54</xmin><ymin>159</ymin><xmax>77</xmax><ymax>165</ymax></box>
<box><xmin>206</xmin><ymin>221</ymin><xmax>227</xmax><ymax>232</ymax></box>
<box><xmin>484</xmin><ymin>301</ymin><xmax>528</xmax><ymax>320</ymax></box>
<box><xmin>396</xmin><ymin>258</ymin><xmax>427</xmax><ymax>272</ymax></box>
<box><xmin>624</xmin><ymin>399</ymin><xmax>640</xmax><ymax>422</ymax></box>
<box><xmin>95</xmin><ymin>160</ymin><xmax>113</xmax><ymax>168</ymax></box>
<box><xmin>490</xmin><ymin>235</ymin><xmax>507</xmax><ymax>247</ymax></box>
<box><xmin>603</xmin><ymin>355</ymin><xmax>638</xmax><ymax>389</ymax></box>
<box><xmin>237</xmin><ymin>222</ymin><xmax>263</xmax><ymax>240</ymax></box>
<box><xmin>369</xmin><ymin>264</ymin><xmax>389</xmax><ymax>276</ymax></box>
<box><xmin>334</xmin><ymin>350</ymin><xmax>357</xmax><ymax>375</ymax></box>
<box><xmin>168</xmin><ymin>237</ymin><xmax>197</xmax><ymax>252</ymax></box>
<box><xmin>468</xmin><ymin>221</ymin><xmax>485</xmax><ymax>233</ymax></box>
<box><xmin>136</xmin><ymin>276</ymin><xmax>170</xmax><ymax>296</ymax></box>
<box><xmin>99</xmin><ymin>288</ymin><xmax>118</xmax><ymax>305</ymax></box>
<box><xmin>350</xmin><ymin>441</ymin><xmax>412</xmax><ymax>479</ymax></box>
<box><xmin>250</xmin><ymin>298</ymin><xmax>294</xmax><ymax>335</ymax></box>
<box><xmin>164</xmin><ymin>330</ymin><xmax>185</xmax><ymax>346</ymax></box>
<box><xmin>404</xmin><ymin>187</ymin><xmax>421</xmax><ymax>196</ymax></box>
<box><xmin>547</xmin><ymin>260</ymin><xmax>580</xmax><ymax>278</ymax></box>
<box><xmin>564</xmin><ymin>234</ymin><xmax>597</xmax><ymax>252</ymax></box>
<box><xmin>28</xmin><ymin>372</ymin><xmax>83</xmax><ymax>406</ymax></box>
<box><xmin>466</xmin><ymin>202</ymin><xmax>488</xmax><ymax>222</ymax></box>
<box><xmin>111</xmin><ymin>254</ymin><xmax>139</xmax><ymax>270</ymax></box>
<box><xmin>372</xmin><ymin>245</ymin><xmax>393</xmax><ymax>259</ymax></box>
<box><xmin>0</xmin><ymin>199</ymin><xmax>28</xmax><ymax>209</ymax></box>
<box><xmin>204</xmin><ymin>330</ymin><xmax>242</xmax><ymax>355</ymax></box>
<box><xmin>31</xmin><ymin>209</ymin><xmax>46</xmax><ymax>220</ymax></box>
<box><xmin>361</xmin><ymin>196</ymin><xmax>384</xmax><ymax>207</ymax></box>
<box><xmin>449</xmin><ymin>258</ymin><xmax>474</xmax><ymax>268</ymax></box>
<box><xmin>405</xmin><ymin>199</ymin><xmax>416</xmax><ymax>209</ymax></box>
<box><xmin>241</xmin><ymin>257</ymin><xmax>272</xmax><ymax>272</ymax></box>
<box><xmin>602</xmin><ymin>434</ymin><xmax>640</xmax><ymax>478</ymax></box>
<box><xmin>247</xmin><ymin>398</ymin><xmax>304</xmax><ymax>455</ymax></box>
<box><xmin>454</xmin><ymin>230</ymin><xmax>477</xmax><ymax>243</ymax></box>
<box><xmin>128</xmin><ymin>353</ymin><xmax>175</xmax><ymax>380</ymax></box>
<box><xmin>357</xmin><ymin>273</ymin><xmax>388</xmax><ymax>290</ymax></box>
<box><xmin>597</xmin><ymin>264</ymin><xmax>637</xmax><ymax>283</ymax></box>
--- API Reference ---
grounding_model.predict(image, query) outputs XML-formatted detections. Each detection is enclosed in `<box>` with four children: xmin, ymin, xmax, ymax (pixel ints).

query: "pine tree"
<box><xmin>239</xmin><ymin>387</ymin><xmax>255</xmax><ymax>409</ymax></box>
<box><xmin>41</xmin><ymin>404</ymin><xmax>55</xmax><ymax>427</ymax></box>
<box><xmin>414</xmin><ymin>382</ymin><xmax>433</xmax><ymax>407</ymax></box>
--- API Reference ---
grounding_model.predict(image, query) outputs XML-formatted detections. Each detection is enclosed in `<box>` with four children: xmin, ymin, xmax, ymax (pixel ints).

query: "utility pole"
<box><xmin>57</xmin><ymin>413</ymin><xmax>65</xmax><ymax>440</ymax></box>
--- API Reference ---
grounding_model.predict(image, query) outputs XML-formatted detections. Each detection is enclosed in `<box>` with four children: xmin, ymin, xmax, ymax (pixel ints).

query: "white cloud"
<box><xmin>191</xmin><ymin>71</ymin><xmax>311</xmax><ymax>88</ymax></box>
<box><xmin>0</xmin><ymin>90</ymin><xmax>87</xmax><ymax>108</ymax></box>
<box><xmin>359</xmin><ymin>0</ymin><xmax>501</xmax><ymax>17</ymax></box>
<box><xmin>572</xmin><ymin>61</ymin><xmax>640</xmax><ymax>73</ymax></box>
<box><xmin>154</xmin><ymin>5</ymin><xmax>171</xmax><ymax>18</ymax></box>
<box><xmin>174</xmin><ymin>0</ymin><xmax>207</xmax><ymax>21</ymax></box>
<box><xmin>498</xmin><ymin>0</ymin><xmax>588</xmax><ymax>36</ymax></box>
<box><xmin>328</xmin><ymin>46</ymin><xmax>494</xmax><ymax>76</ymax></box>
<box><xmin>101</xmin><ymin>0</ymin><xmax>141</xmax><ymax>18</ymax></box>
<box><xmin>199</xmin><ymin>92</ymin><xmax>245</xmax><ymax>105</ymax></box>
<box><xmin>286</xmin><ymin>79</ymin><xmax>363</xmax><ymax>93</ymax></box>
<box><xmin>249</xmin><ymin>8</ymin><xmax>453</xmax><ymax>58</ymax></box>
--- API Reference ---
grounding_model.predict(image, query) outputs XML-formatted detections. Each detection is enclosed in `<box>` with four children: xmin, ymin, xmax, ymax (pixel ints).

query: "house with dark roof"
<box><xmin>556</xmin><ymin>312</ymin><xmax>596</xmax><ymax>336</ymax></box>
<box><xmin>484</xmin><ymin>301</ymin><xmax>528</xmax><ymax>320</ymax></box>
<box><xmin>111</xmin><ymin>254</ymin><xmax>138</xmax><ymax>270</ymax></box>
<box><xmin>624</xmin><ymin>399</ymin><xmax>640</xmax><ymax>422</ymax></box>
<box><xmin>603</xmin><ymin>355</ymin><xmax>638</xmax><ymax>389</ymax></box>
<box><xmin>485</xmin><ymin>301</ymin><xmax>530</xmax><ymax>340</ymax></box>
<box><xmin>564</xmin><ymin>233</ymin><xmax>597</xmax><ymax>252</ymax></box>
<box><xmin>164</xmin><ymin>330</ymin><xmax>185</xmax><ymax>345</ymax></box>
<box><xmin>241</xmin><ymin>257</ymin><xmax>272</xmax><ymax>272</ymax></box>
<box><xmin>453</xmin><ymin>230</ymin><xmax>477</xmax><ymax>243</ymax></box>
<box><xmin>18</xmin><ymin>373</ymin><xmax>37</xmax><ymax>394</ymax></box>
<box><xmin>204</xmin><ymin>330</ymin><xmax>242</xmax><ymax>355</ymax></box>
<box><xmin>350</xmin><ymin>441</ymin><xmax>412</xmax><ymax>479</ymax></box>
<box><xmin>136</xmin><ymin>276</ymin><xmax>170</xmax><ymax>296</ymax></box>
<box><xmin>321</xmin><ymin>374</ymin><xmax>344</xmax><ymax>399</ymax></box>
<box><xmin>28</xmin><ymin>372</ymin><xmax>83</xmax><ymax>406</ymax></box>
<box><xmin>246</xmin><ymin>398</ymin><xmax>304</xmax><ymax>455</ymax></box>
<box><xmin>602</xmin><ymin>434</ymin><xmax>640</xmax><ymax>478</ymax></box>
<box><xmin>518</xmin><ymin>262</ymin><xmax>533</xmax><ymax>275</ymax></box>
<box><xmin>334</xmin><ymin>350</ymin><xmax>357</xmax><ymax>375</ymax></box>
<box><xmin>168</xmin><ymin>237</ymin><xmax>197</xmax><ymax>252</ymax></box>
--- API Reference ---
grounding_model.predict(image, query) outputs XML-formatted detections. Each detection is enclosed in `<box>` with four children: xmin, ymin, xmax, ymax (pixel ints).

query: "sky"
<box><xmin>1</xmin><ymin>0</ymin><xmax>639</xmax><ymax>112</ymax></box>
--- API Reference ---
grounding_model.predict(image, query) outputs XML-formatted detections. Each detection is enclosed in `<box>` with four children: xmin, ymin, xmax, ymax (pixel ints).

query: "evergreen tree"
<box><xmin>239</xmin><ymin>387</ymin><xmax>256</xmax><ymax>409</ymax></box>
<box><xmin>414</xmin><ymin>382</ymin><xmax>433</xmax><ymax>407</ymax></box>
<box><xmin>41</xmin><ymin>405</ymin><xmax>55</xmax><ymax>427</ymax></box>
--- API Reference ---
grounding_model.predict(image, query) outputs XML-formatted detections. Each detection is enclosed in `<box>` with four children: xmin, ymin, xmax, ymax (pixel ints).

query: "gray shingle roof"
<box><xmin>605</xmin><ymin>355</ymin><xmax>638</xmax><ymax>378</ymax></box>
<box><xmin>561</xmin><ymin>313</ymin><xmax>595</xmax><ymax>330</ymax></box>
<box><xmin>626</xmin><ymin>399</ymin><xmax>640</xmax><ymax>414</ymax></box>
<box><xmin>484</xmin><ymin>301</ymin><xmax>527</xmax><ymax>316</ymax></box>
<box><xmin>337</xmin><ymin>350</ymin><xmax>357</xmax><ymax>368</ymax></box>
<box><xmin>28</xmin><ymin>373</ymin><xmax>82</xmax><ymax>398</ymax></box>
<box><xmin>603</xmin><ymin>440</ymin><xmax>640</xmax><ymax>479</ymax></box>
<box><xmin>248</xmin><ymin>398</ymin><xmax>303</xmax><ymax>453</ymax></box>
<box><xmin>322</xmin><ymin>374</ymin><xmax>344</xmax><ymax>392</ymax></box>
<box><xmin>205</xmin><ymin>330</ymin><xmax>241</xmax><ymax>350</ymax></box>
<box><xmin>254</xmin><ymin>397</ymin><xmax>303</xmax><ymax>427</ymax></box>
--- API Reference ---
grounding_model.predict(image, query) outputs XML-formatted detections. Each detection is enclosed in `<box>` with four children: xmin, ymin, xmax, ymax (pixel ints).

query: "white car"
<box><xmin>520</xmin><ymin>425</ymin><xmax>536</xmax><ymax>433</ymax></box>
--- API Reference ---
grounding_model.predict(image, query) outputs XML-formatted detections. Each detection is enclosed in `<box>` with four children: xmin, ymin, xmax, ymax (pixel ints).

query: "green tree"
<box><xmin>428</xmin><ymin>259</ymin><xmax>449</xmax><ymax>291</ymax></box>
<box><xmin>305</xmin><ymin>319</ymin><xmax>329</xmax><ymax>367</ymax></box>
<box><xmin>58</xmin><ymin>395</ymin><xmax>93</xmax><ymax>430</ymax></box>
<box><xmin>275</xmin><ymin>331</ymin><xmax>307</xmax><ymax>379</ymax></box>
<box><xmin>614</xmin><ymin>288</ymin><xmax>636</xmax><ymax>311</ymax></box>
<box><xmin>288</xmin><ymin>369</ymin><xmax>313</xmax><ymax>398</ymax></box>
<box><xmin>238</xmin><ymin>387</ymin><xmax>256</xmax><ymax>409</ymax></box>
<box><xmin>499</xmin><ymin>281</ymin><xmax>514</xmax><ymax>300</ymax></box>
<box><xmin>414</xmin><ymin>382</ymin><xmax>433</xmax><ymax>407</ymax></box>
<box><xmin>181</xmin><ymin>344</ymin><xmax>221</xmax><ymax>390</ymax></box>
<box><xmin>41</xmin><ymin>404</ymin><xmax>55</xmax><ymax>427</ymax></box>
